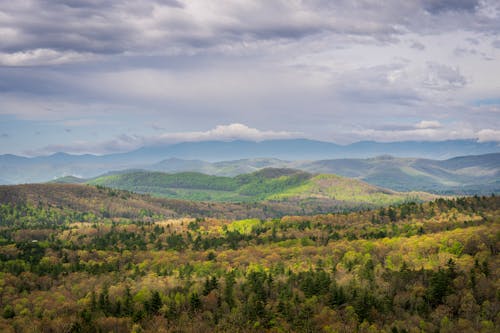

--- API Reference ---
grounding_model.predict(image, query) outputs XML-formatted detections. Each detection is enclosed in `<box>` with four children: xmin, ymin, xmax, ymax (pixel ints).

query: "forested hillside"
<box><xmin>80</xmin><ymin>168</ymin><xmax>434</xmax><ymax>209</ymax></box>
<box><xmin>0</xmin><ymin>183</ymin><xmax>347</xmax><ymax>220</ymax></box>
<box><xmin>0</xmin><ymin>193</ymin><xmax>498</xmax><ymax>332</ymax></box>
<box><xmin>147</xmin><ymin>153</ymin><xmax>500</xmax><ymax>195</ymax></box>
<box><xmin>85</xmin><ymin>169</ymin><xmax>314</xmax><ymax>202</ymax></box>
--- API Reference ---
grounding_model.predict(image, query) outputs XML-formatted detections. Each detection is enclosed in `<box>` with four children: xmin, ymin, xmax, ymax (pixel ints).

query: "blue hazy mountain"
<box><xmin>121</xmin><ymin>139</ymin><xmax>342</xmax><ymax>163</ymax></box>
<box><xmin>1</xmin><ymin>139</ymin><xmax>499</xmax><ymax>184</ymax></box>
<box><xmin>121</xmin><ymin>139</ymin><xmax>499</xmax><ymax>162</ymax></box>
<box><xmin>56</xmin><ymin>153</ymin><xmax>499</xmax><ymax>195</ymax></box>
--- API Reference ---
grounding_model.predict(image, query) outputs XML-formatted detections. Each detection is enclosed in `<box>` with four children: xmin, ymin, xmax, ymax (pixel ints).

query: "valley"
<box><xmin>0</xmin><ymin>185</ymin><xmax>498</xmax><ymax>332</ymax></box>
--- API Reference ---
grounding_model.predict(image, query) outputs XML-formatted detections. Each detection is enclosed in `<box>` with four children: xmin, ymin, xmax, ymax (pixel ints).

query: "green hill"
<box><xmin>303</xmin><ymin>154</ymin><xmax>500</xmax><ymax>194</ymax></box>
<box><xmin>0</xmin><ymin>183</ymin><xmax>337</xmax><ymax>220</ymax></box>
<box><xmin>86</xmin><ymin>169</ymin><xmax>312</xmax><ymax>202</ymax></box>
<box><xmin>49</xmin><ymin>175</ymin><xmax>87</xmax><ymax>184</ymax></box>
<box><xmin>83</xmin><ymin>168</ymin><xmax>434</xmax><ymax>208</ymax></box>
<box><xmin>266</xmin><ymin>174</ymin><xmax>433</xmax><ymax>206</ymax></box>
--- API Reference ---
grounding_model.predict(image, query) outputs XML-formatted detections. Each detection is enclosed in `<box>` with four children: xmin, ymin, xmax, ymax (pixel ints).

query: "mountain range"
<box><xmin>1</xmin><ymin>139</ymin><xmax>499</xmax><ymax>194</ymax></box>
<box><xmin>89</xmin><ymin>154</ymin><xmax>499</xmax><ymax>195</ymax></box>
<box><xmin>35</xmin><ymin>154</ymin><xmax>500</xmax><ymax>195</ymax></box>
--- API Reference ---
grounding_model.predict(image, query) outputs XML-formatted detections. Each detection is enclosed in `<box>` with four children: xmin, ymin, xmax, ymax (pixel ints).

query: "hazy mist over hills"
<box><xmin>1</xmin><ymin>139</ymin><xmax>499</xmax><ymax>187</ymax></box>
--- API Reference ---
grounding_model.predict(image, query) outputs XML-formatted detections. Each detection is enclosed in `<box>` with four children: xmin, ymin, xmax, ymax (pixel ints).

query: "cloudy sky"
<box><xmin>1</xmin><ymin>0</ymin><xmax>499</xmax><ymax>155</ymax></box>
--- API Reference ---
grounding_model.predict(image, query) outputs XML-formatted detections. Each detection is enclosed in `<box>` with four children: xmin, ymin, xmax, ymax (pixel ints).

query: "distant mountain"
<box><xmin>146</xmin><ymin>153</ymin><xmax>500</xmax><ymax>194</ymax></box>
<box><xmin>49</xmin><ymin>175</ymin><xmax>86</xmax><ymax>184</ymax></box>
<box><xmin>1</xmin><ymin>139</ymin><xmax>499</xmax><ymax>184</ymax></box>
<box><xmin>150</xmin><ymin>157</ymin><xmax>212</xmax><ymax>173</ymax></box>
<box><xmin>120</xmin><ymin>138</ymin><xmax>500</xmax><ymax>162</ymax></box>
<box><xmin>82</xmin><ymin>168</ymin><xmax>434</xmax><ymax>210</ymax></box>
<box><xmin>150</xmin><ymin>157</ymin><xmax>289</xmax><ymax>176</ymax></box>
<box><xmin>343</xmin><ymin>140</ymin><xmax>498</xmax><ymax>159</ymax></box>
<box><xmin>303</xmin><ymin>154</ymin><xmax>500</xmax><ymax>194</ymax></box>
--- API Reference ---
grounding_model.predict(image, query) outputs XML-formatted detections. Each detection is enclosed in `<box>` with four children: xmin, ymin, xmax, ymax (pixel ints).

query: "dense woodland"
<box><xmin>0</xmin><ymin>185</ymin><xmax>498</xmax><ymax>332</ymax></box>
<box><xmin>84</xmin><ymin>168</ymin><xmax>431</xmax><ymax>207</ymax></box>
<box><xmin>0</xmin><ymin>182</ymin><xmax>424</xmax><ymax>221</ymax></box>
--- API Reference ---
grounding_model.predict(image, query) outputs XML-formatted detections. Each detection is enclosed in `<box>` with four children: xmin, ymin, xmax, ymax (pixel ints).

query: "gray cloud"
<box><xmin>466</xmin><ymin>37</ymin><xmax>480</xmax><ymax>45</ymax></box>
<box><xmin>1</xmin><ymin>1</ymin><xmax>499</xmax><ymax>155</ymax></box>
<box><xmin>349</xmin><ymin>121</ymin><xmax>486</xmax><ymax>142</ymax></box>
<box><xmin>454</xmin><ymin>47</ymin><xmax>474</xmax><ymax>56</ymax></box>
<box><xmin>423</xmin><ymin>63</ymin><xmax>467</xmax><ymax>91</ymax></box>
<box><xmin>423</xmin><ymin>0</ymin><xmax>479</xmax><ymax>14</ymax></box>
<box><xmin>1</xmin><ymin>0</ymin><xmax>498</xmax><ymax>66</ymax></box>
<box><xmin>410</xmin><ymin>41</ymin><xmax>426</xmax><ymax>50</ymax></box>
<box><xmin>334</xmin><ymin>64</ymin><xmax>423</xmax><ymax>106</ymax></box>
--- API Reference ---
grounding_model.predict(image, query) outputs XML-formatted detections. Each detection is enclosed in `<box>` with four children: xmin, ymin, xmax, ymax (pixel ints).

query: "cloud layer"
<box><xmin>27</xmin><ymin>124</ymin><xmax>300</xmax><ymax>155</ymax></box>
<box><xmin>1</xmin><ymin>0</ymin><xmax>499</xmax><ymax>65</ymax></box>
<box><xmin>0</xmin><ymin>0</ymin><xmax>499</xmax><ymax>154</ymax></box>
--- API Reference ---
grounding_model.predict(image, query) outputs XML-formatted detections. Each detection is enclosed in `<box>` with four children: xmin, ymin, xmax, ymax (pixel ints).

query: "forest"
<box><xmin>66</xmin><ymin>168</ymin><xmax>435</xmax><ymax>209</ymax></box>
<box><xmin>0</xmin><ymin>186</ymin><xmax>498</xmax><ymax>332</ymax></box>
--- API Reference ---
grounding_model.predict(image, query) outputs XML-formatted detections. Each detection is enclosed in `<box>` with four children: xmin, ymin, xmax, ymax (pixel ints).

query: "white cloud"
<box><xmin>155</xmin><ymin>123</ymin><xmax>299</xmax><ymax>143</ymax></box>
<box><xmin>0</xmin><ymin>49</ymin><xmax>96</xmax><ymax>66</ymax></box>
<box><xmin>351</xmin><ymin>127</ymin><xmax>474</xmax><ymax>142</ymax></box>
<box><xmin>476</xmin><ymin>129</ymin><xmax>500</xmax><ymax>142</ymax></box>
<box><xmin>415</xmin><ymin>120</ymin><xmax>442</xmax><ymax>129</ymax></box>
<box><xmin>21</xmin><ymin>122</ymin><xmax>500</xmax><ymax>156</ymax></box>
<box><xmin>349</xmin><ymin>120</ymin><xmax>488</xmax><ymax>142</ymax></box>
<box><xmin>349</xmin><ymin>121</ymin><xmax>500</xmax><ymax>143</ymax></box>
<box><xmin>26</xmin><ymin>123</ymin><xmax>300</xmax><ymax>155</ymax></box>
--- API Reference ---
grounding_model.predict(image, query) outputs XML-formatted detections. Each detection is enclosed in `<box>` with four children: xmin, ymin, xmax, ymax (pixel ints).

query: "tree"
<box><xmin>149</xmin><ymin>291</ymin><xmax>162</xmax><ymax>315</ymax></box>
<box><xmin>189</xmin><ymin>292</ymin><xmax>201</xmax><ymax>313</ymax></box>
<box><xmin>2</xmin><ymin>305</ymin><xmax>15</xmax><ymax>319</ymax></box>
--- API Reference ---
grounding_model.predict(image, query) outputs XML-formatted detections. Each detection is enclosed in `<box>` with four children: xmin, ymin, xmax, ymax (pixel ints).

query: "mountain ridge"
<box><xmin>1</xmin><ymin>139</ymin><xmax>499</xmax><ymax>186</ymax></box>
<box><xmin>57</xmin><ymin>168</ymin><xmax>436</xmax><ymax>211</ymax></box>
<box><xmin>49</xmin><ymin>153</ymin><xmax>500</xmax><ymax>195</ymax></box>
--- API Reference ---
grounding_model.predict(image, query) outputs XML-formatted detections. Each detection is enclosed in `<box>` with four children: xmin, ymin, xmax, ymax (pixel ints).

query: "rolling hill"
<box><xmin>46</xmin><ymin>153</ymin><xmax>500</xmax><ymax>195</ymax></box>
<box><xmin>301</xmin><ymin>153</ymin><xmax>500</xmax><ymax>194</ymax></box>
<box><xmin>76</xmin><ymin>168</ymin><xmax>434</xmax><ymax>209</ymax></box>
<box><xmin>1</xmin><ymin>139</ymin><xmax>499</xmax><ymax>184</ymax></box>
<box><xmin>0</xmin><ymin>183</ymin><xmax>338</xmax><ymax>220</ymax></box>
<box><xmin>145</xmin><ymin>153</ymin><xmax>500</xmax><ymax>194</ymax></box>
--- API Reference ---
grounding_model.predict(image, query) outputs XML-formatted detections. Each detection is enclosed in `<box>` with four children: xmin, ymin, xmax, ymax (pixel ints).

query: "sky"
<box><xmin>1</xmin><ymin>0</ymin><xmax>500</xmax><ymax>156</ymax></box>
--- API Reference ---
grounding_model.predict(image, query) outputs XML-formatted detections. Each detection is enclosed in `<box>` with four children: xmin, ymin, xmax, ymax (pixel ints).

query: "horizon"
<box><xmin>2</xmin><ymin>135</ymin><xmax>499</xmax><ymax>158</ymax></box>
<box><xmin>1</xmin><ymin>1</ymin><xmax>500</xmax><ymax>155</ymax></box>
